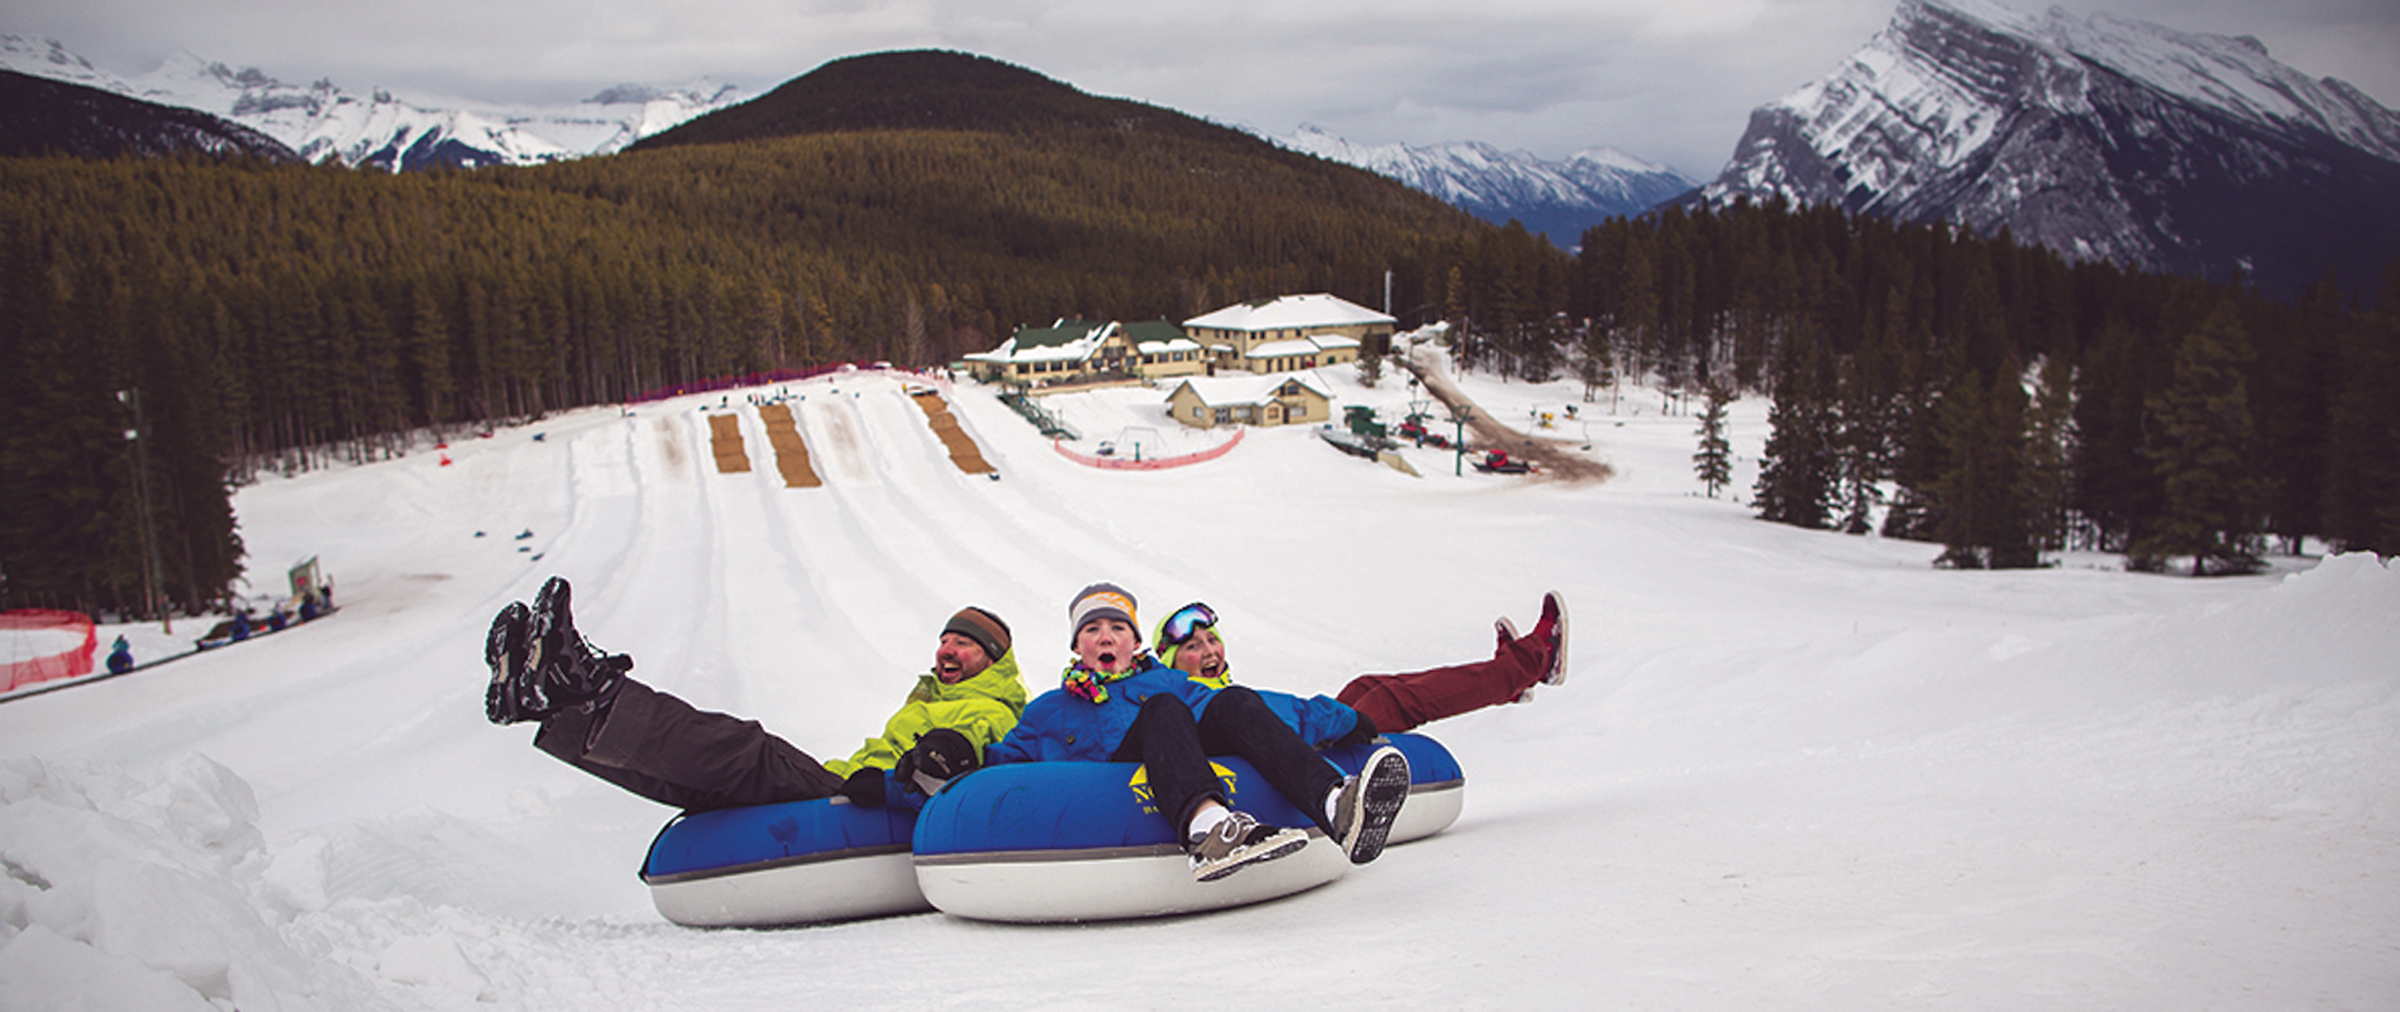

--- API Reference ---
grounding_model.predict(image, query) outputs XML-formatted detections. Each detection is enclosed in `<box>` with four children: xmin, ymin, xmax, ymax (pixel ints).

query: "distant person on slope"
<box><xmin>982</xmin><ymin>583</ymin><xmax>1412</xmax><ymax>883</ymax></box>
<box><xmin>1155</xmin><ymin>592</ymin><xmax>1568</xmax><ymax>740</ymax></box>
<box><xmin>483</xmin><ymin>576</ymin><xmax>1025</xmax><ymax>813</ymax></box>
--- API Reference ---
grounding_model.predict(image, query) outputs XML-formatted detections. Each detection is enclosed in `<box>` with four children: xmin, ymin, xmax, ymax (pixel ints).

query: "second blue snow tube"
<box><xmin>911</xmin><ymin>732</ymin><xmax>1464</xmax><ymax>923</ymax></box>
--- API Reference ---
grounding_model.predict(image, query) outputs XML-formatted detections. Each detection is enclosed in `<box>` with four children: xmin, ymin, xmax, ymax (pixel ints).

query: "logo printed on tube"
<box><xmin>1126</xmin><ymin>762</ymin><xmax>1240</xmax><ymax>813</ymax></box>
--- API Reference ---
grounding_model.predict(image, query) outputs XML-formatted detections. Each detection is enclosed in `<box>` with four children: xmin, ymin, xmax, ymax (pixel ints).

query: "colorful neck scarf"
<box><xmin>1062</xmin><ymin>654</ymin><xmax>1148</xmax><ymax>704</ymax></box>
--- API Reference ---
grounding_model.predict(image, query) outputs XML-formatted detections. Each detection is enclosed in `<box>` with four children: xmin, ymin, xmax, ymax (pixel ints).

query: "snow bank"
<box><xmin>0</xmin><ymin>755</ymin><xmax>375</xmax><ymax>1009</ymax></box>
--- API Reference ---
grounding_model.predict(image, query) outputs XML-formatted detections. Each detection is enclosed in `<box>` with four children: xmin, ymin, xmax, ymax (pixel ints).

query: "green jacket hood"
<box><xmin>914</xmin><ymin>649</ymin><xmax>1028</xmax><ymax>710</ymax></box>
<box><xmin>831</xmin><ymin>649</ymin><xmax>1030</xmax><ymax>778</ymax></box>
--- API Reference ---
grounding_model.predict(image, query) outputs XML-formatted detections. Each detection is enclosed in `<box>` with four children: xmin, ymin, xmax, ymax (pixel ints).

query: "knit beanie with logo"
<box><xmin>1066</xmin><ymin>582</ymin><xmax>1138</xmax><ymax>647</ymax></box>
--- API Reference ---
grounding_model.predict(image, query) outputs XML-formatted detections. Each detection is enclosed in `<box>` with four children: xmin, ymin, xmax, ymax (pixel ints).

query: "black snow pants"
<box><xmin>533</xmin><ymin>679</ymin><xmax>846</xmax><ymax>812</ymax></box>
<box><xmin>1109</xmin><ymin>686</ymin><xmax>1345</xmax><ymax>838</ymax></box>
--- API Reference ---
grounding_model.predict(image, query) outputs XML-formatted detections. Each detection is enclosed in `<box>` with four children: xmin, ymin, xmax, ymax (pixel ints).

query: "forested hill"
<box><xmin>633</xmin><ymin>50</ymin><xmax>1267</xmax><ymax>155</ymax></box>
<box><xmin>0</xmin><ymin>52</ymin><xmax>1496</xmax><ymax>619</ymax></box>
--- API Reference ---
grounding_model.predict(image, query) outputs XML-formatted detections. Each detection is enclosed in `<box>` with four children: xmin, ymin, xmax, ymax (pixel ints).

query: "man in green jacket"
<box><xmin>484</xmin><ymin>576</ymin><xmax>1025</xmax><ymax>812</ymax></box>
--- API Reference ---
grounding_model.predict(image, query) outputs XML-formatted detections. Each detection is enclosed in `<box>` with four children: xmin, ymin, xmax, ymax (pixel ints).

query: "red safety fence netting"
<box><xmin>3</xmin><ymin>609</ymin><xmax>98</xmax><ymax>691</ymax></box>
<box><xmin>626</xmin><ymin>362</ymin><xmax>885</xmax><ymax>405</ymax></box>
<box><xmin>1052</xmin><ymin>428</ymin><xmax>1245</xmax><ymax>470</ymax></box>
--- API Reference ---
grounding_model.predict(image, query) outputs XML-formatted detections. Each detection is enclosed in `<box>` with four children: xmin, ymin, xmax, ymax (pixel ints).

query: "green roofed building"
<box><xmin>962</xmin><ymin>318</ymin><xmax>1209</xmax><ymax>388</ymax></box>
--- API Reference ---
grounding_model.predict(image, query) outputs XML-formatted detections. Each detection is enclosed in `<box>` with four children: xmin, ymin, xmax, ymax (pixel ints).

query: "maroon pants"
<box><xmin>533</xmin><ymin>679</ymin><xmax>846</xmax><ymax>812</ymax></box>
<box><xmin>1335</xmin><ymin>636</ymin><xmax>1545</xmax><ymax>734</ymax></box>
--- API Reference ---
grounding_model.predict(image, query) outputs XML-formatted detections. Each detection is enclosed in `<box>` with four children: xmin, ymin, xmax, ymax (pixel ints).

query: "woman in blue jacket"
<box><xmin>985</xmin><ymin>583</ymin><xmax>1410</xmax><ymax>883</ymax></box>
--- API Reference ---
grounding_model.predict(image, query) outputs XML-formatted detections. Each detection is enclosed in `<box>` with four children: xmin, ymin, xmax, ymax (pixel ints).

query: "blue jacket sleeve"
<box><xmin>985</xmin><ymin>721</ymin><xmax>1037</xmax><ymax>765</ymax></box>
<box><xmin>1251</xmin><ymin>687</ymin><xmax>1364</xmax><ymax>747</ymax></box>
<box><xmin>984</xmin><ymin>690</ymin><xmax>1060</xmax><ymax>765</ymax></box>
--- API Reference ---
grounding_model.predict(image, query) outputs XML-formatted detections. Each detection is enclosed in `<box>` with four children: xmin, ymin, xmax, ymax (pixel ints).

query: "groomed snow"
<box><xmin>1</xmin><ymin>357</ymin><xmax>2393</xmax><ymax>1010</ymax></box>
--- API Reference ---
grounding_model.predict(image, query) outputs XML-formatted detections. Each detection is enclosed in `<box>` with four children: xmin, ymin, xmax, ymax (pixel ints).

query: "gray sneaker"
<box><xmin>1331</xmin><ymin>746</ymin><xmax>1411</xmax><ymax>865</ymax></box>
<box><xmin>1187</xmin><ymin>811</ymin><xmax>1309</xmax><ymax>882</ymax></box>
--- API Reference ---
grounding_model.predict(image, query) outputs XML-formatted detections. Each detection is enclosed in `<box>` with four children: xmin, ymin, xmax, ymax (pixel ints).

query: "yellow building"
<box><xmin>1181</xmin><ymin>294</ymin><xmax>1395</xmax><ymax>374</ymax></box>
<box><xmin>1163</xmin><ymin>374</ymin><xmax>1334</xmax><ymax>429</ymax></box>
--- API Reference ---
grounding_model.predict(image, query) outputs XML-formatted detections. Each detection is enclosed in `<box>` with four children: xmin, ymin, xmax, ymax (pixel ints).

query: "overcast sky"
<box><xmin>11</xmin><ymin>0</ymin><xmax>2398</xmax><ymax>177</ymax></box>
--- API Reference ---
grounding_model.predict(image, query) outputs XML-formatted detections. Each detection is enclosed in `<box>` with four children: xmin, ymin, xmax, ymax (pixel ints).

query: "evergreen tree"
<box><xmin>1831</xmin><ymin>348</ymin><xmax>1895</xmax><ymax>535</ymax></box>
<box><xmin>1355</xmin><ymin>343</ymin><xmax>1384</xmax><ymax>388</ymax></box>
<box><xmin>2130</xmin><ymin>301</ymin><xmax>2267</xmax><ymax>575</ymax></box>
<box><xmin>1753</xmin><ymin>336</ymin><xmax>1836</xmax><ymax>528</ymax></box>
<box><xmin>1694</xmin><ymin>384</ymin><xmax>1733</xmax><ymax>498</ymax></box>
<box><xmin>2249</xmin><ymin>275</ymin><xmax>2339</xmax><ymax>550</ymax></box>
<box><xmin>2021</xmin><ymin>353</ymin><xmax>2078</xmax><ymax>551</ymax></box>
<box><xmin>2067</xmin><ymin>317</ymin><xmax>2159</xmax><ymax>550</ymax></box>
<box><xmin>1575</xmin><ymin>320</ymin><xmax>1616</xmax><ymax>406</ymax></box>
<box><xmin>2324</xmin><ymin>259</ymin><xmax>2400</xmax><ymax>554</ymax></box>
<box><xmin>1931</xmin><ymin>368</ymin><xmax>2040</xmax><ymax>569</ymax></box>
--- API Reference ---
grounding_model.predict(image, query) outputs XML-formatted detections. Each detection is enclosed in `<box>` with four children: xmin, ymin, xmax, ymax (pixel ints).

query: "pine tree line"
<box><xmin>1544</xmin><ymin>197</ymin><xmax>2400</xmax><ymax>570</ymax></box>
<box><xmin>0</xmin><ymin>134</ymin><xmax>1481</xmax><ymax>616</ymax></box>
<box><xmin>7</xmin><ymin>139</ymin><xmax>2390</xmax><ymax>615</ymax></box>
<box><xmin>1424</xmin><ymin>195</ymin><xmax>2398</xmax><ymax>568</ymax></box>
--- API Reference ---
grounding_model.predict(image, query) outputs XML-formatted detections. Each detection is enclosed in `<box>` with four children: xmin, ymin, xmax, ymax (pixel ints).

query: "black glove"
<box><xmin>841</xmin><ymin>767</ymin><xmax>887</xmax><ymax>808</ymax></box>
<box><xmin>896</xmin><ymin>728</ymin><xmax>980</xmax><ymax>795</ymax></box>
<box><xmin>1328</xmin><ymin>711</ymin><xmax>1379</xmax><ymax>749</ymax></box>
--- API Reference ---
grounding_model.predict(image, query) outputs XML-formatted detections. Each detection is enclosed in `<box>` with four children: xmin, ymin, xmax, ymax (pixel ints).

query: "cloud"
<box><xmin>10</xmin><ymin>0</ymin><xmax>2396</xmax><ymax>177</ymax></box>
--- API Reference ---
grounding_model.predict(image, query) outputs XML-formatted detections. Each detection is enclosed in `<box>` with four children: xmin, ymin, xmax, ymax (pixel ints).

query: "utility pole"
<box><xmin>118</xmin><ymin>389</ymin><xmax>170</xmax><ymax>633</ymax></box>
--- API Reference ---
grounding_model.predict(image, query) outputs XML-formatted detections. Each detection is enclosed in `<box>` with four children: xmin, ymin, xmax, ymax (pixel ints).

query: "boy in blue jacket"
<box><xmin>986</xmin><ymin>583</ymin><xmax>1411</xmax><ymax>883</ymax></box>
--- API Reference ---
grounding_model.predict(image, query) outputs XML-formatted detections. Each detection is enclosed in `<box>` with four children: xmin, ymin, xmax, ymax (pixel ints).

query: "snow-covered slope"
<box><xmin>1282</xmin><ymin>124</ymin><xmax>1697</xmax><ymax>248</ymax></box>
<box><xmin>1</xmin><ymin>357</ymin><xmax>2392</xmax><ymax>1009</ymax></box>
<box><xmin>0</xmin><ymin>35</ymin><xmax>744</xmax><ymax>170</ymax></box>
<box><xmin>1697</xmin><ymin>0</ymin><xmax>2400</xmax><ymax>298</ymax></box>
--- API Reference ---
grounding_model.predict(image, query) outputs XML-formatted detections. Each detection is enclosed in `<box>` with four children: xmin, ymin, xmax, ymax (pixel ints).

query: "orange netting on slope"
<box><xmin>3</xmin><ymin>609</ymin><xmax>97</xmax><ymax>691</ymax></box>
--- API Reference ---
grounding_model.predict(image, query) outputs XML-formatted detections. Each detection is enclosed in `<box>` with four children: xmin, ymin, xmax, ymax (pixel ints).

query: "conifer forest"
<box><xmin>2</xmin><ymin>138</ymin><xmax>2394</xmax><ymax>617</ymax></box>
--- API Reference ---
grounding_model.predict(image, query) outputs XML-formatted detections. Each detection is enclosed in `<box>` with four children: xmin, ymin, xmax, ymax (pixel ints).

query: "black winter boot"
<box><xmin>484</xmin><ymin>601</ymin><xmax>538</xmax><ymax>724</ymax></box>
<box><xmin>527</xmin><ymin>576</ymin><xmax>631</xmax><ymax>713</ymax></box>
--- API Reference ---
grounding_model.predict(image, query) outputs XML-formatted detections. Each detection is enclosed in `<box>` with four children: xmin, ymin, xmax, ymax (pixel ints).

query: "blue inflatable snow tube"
<box><xmin>639</xmin><ymin>797</ymin><xmax>926</xmax><ymax>927</ymax></box>
<box><xmin>911</xmin><ymin>732</ymin><xmax>1464</xmax><ymax>923</ymax></box>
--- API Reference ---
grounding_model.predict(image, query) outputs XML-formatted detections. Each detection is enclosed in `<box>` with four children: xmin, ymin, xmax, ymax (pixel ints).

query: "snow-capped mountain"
<box><xmin>1694</xmin><ymin>0</ymin><xmax>2400</xmax><ymax>299</ymax></box>
<box><xmin>1280</xmin><ymin>124</ymin><xmax>1697</xmax><ymax>249</ymax></box>
<box><xmin>0</xmin><ymin>35</ymin><xmax>746</xmax><ymax>171</ymax></box>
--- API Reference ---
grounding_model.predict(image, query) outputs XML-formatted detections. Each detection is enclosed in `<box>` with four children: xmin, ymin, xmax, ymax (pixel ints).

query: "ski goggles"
<box><xmin>1157</xmin><ymin>602</ymin><xmax>1219</xmax><ymax>647</ymax></box>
